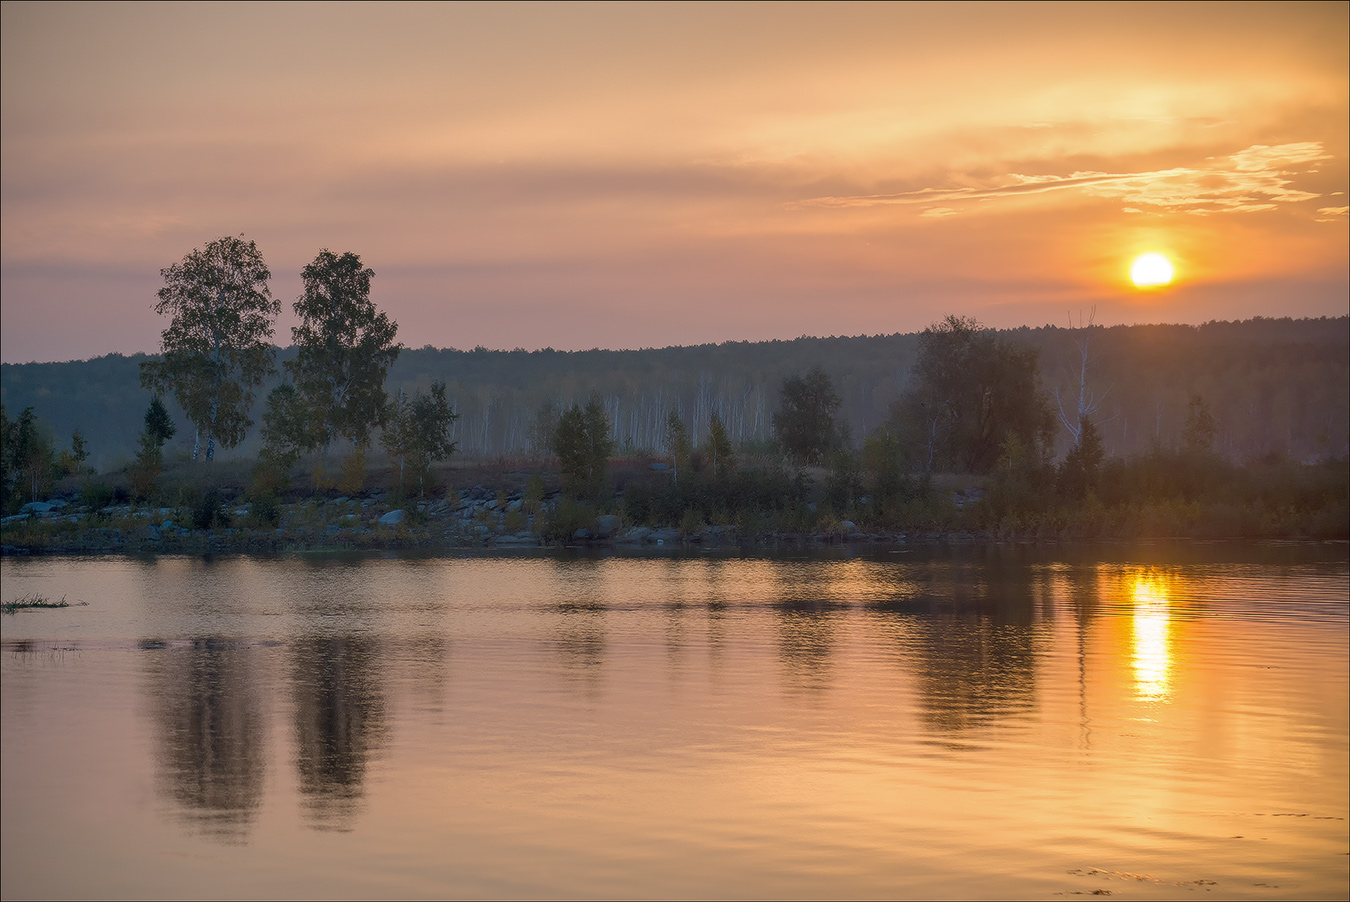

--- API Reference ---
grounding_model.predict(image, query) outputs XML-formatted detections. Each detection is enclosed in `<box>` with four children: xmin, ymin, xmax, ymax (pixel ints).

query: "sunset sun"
<box><xmin>1130</xmin><ymin>253</ymin><xmax>1175</xmax><ymax>289</ymax></box>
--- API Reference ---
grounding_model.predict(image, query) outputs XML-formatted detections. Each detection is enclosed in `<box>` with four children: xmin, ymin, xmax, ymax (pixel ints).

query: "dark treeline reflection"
<box><xmin>548</xmin><ymin>559</ymin><xmax>609</xmax><ymax>693</ymax></box>
<box><xmin>774</xmin><ymin>599</ymin><xmax>838</xmax><ymax>693</ymax></box>
<box><xmin>876</xmin><ymin>560</ymin><xmax>1053</xmax><ymax>735</ymax></box>
<box><xmin>292</xmin><ymin>635</ymin><xmax>388</xmax><ymax>830</ymax></box>
<box><xmin>144</xmin><ymin>639</ymin><xmax>266</xmax><ymax>843</ymax></box>
<box><xmin>769</xmin><ymin>562</ymin><xmax>855</xmax><ymax>691</ymax></box>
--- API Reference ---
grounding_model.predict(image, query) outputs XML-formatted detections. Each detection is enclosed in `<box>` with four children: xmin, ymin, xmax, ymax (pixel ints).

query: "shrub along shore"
<box><xmin>2</xmin><ymin>451</ymin><xmax>1345</xmax><ymax>557</ymax></box>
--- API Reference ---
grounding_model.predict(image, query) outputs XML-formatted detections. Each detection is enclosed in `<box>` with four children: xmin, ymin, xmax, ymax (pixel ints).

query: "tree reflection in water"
<box><xmin>548</xmin><ymin>559</ymin><xmax>609</xmax><ymax>694</ymax></box>
<box><xmin>774</xmin><ymin>602</ymin><xmax>838</xmax><ymax>693</ymax></box>
<box><xmin>144</xmin><ymin>638</ymin><xmax>265</xmax><ymax>843</ymax></box>
<box><xmin>291</xmin><ymin>635</ymin><xmax>388</xmax><ymax>830</ymax></box>
<box><xmin>553</xmin><ymin>600</ymin><xmax>607</xmax><ymax>695</ymax></box>
<box><xmin>891</xmin><ymin>561</ymin><xmax>1051</xmax><ymax>737</ymax></box>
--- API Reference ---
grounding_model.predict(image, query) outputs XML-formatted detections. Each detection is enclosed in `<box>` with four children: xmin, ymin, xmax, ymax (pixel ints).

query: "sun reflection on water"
<box><xmin>1130</xmin><ymin>571</ymin><xmax>1173</xmax><ymax>703</ymax></box>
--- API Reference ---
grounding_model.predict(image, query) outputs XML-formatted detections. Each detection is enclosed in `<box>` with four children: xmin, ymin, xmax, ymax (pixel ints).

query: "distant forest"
<box><xmin>2</xmin><ymin>316</ymin><xmax>1345</xmax><ymax>472</ymax></box>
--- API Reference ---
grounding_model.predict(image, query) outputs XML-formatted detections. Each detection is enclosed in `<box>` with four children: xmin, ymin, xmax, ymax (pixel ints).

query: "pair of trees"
<box><xmin>664</xmin><ymin>409</ymin><xmax>736</xmax><ymax>482</ymax></box>
<box><xmin>142</xmin><ymin>237</ymin><xmax>402</xmax><ymax>466</ymax></box>
<box><xmin>553</xmin><ymin>397</ymin><xmax>614</xmax><ymax>498</ymax></box>
<box><xmin>381</xmin><ymin>381</ymin><xmax>459</xmax><ymax>497</ymax></box>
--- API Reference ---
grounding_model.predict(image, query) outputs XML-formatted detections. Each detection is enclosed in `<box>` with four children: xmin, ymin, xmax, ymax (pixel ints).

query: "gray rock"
<box><xmin>620</xmin><ymin>526</ymin><xmax>652</xmax><ymax>544</ymax></box>
<box><xmin>379</xmin><ymin>509</ymin><xmax>406</xmax><ymax>526</ymax></box>
<box><xmin>649</xmin><ymin>462</ymin><xmax>670</xmax><ymax>471</ymax></box>
<box><xmin>572</xmin><ymin>527</ymin><xmax>593</xmax><ymax>541</ymax></box>
<box><xmin>594</xmin><ymin>514</ymin><xmax>622</xmax><ymax>538</ymax></box>
<box><xmin>19</xmin><ymin>502</ymin><xmax>53</xmax><ymax>514</ymax></box>
<box><xmin>492</xmin><ymin>533</ymin><xmax>540</xmax><ymax>546</ymax></box>
<box><xmin>162</xmin><ymin>520</ymin><xmax>174</xmax><ymax>529</ymax></box>
<box><xmin>650</xmin><ymin>528</ymin><xmax>680</xmax><ymax>545</ymax></box>
<box><xmin>840</xmin><ymin>520</ymin><xmax>857</xmax><ymax>533</ymax></box>
<box><xmin>506</xmin><ymin>499</ymin><xmax>524</xmax><ymax>513</ymax></box>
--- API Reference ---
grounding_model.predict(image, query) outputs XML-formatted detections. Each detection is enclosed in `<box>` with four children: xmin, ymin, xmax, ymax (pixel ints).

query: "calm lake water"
<box><xmin>2</xmin><ymin>544</ymin><xmax>1347</xmax><ymax>900</ymax></box>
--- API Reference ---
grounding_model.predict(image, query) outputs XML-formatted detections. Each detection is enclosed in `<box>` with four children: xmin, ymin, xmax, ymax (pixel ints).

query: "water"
<box><xmin>2</xmin><ymin>544</ymin><xmax>1347</xmax><ymax>900</ymax></box>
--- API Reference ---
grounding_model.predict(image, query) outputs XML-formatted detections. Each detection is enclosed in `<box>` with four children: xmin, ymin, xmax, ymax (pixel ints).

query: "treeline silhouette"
<box><xmin>2</xmin><ymin>316</ymin><xmax>1345</xmax><ymax>471</ymax></box>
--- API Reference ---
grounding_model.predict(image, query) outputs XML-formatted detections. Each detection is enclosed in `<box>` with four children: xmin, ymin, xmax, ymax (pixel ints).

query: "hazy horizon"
<box><xmin>3</xmin><ymin>2</ymin><xmax>1346</xmax><ymax>365</ymax></box>
<box><xmin>3</xmin><ymin>310</ymin><xmax>1346</xmax><ymax>369</ymax></box>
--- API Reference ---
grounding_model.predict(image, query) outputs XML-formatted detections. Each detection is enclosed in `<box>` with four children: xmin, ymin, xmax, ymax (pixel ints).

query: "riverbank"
<box><xmin>0</xmin><ymin>495</ymin><xmax>959</xmax><ymax>556</ymax></box>
<box><xmin>3</xmin><ymin>485</ymin><xmax>1344</xmax><ymax>557</ymax></box>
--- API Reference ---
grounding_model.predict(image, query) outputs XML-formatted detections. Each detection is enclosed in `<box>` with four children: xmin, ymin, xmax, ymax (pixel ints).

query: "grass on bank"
<box><xmin>3</xmin><ymin>593</ymin><xmax>69</xmax><ymax>614</ymax></box>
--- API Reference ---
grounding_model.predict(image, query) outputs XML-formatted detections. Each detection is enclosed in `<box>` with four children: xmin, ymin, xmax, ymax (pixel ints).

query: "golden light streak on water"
<box><xmin>1130</xmin><ymin>570</ymin><xmax>1173</xmax><ymax>703</ymax></box>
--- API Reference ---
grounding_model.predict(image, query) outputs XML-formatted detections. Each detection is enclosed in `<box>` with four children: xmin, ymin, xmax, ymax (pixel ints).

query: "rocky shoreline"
<box><xmin>0</xmin><ymin>489</ymin><xmax>946</xmax><ymax>557</ymax></box>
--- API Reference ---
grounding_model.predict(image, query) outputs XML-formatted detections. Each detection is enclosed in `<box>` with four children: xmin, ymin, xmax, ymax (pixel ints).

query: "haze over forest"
<box><xmin>2</xmin><ymin>316</ymin><xmax>1344</xmax><ymax>473</ymax></box>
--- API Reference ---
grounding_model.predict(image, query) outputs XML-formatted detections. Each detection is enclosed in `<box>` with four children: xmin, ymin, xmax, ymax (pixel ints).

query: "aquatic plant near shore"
<box><xmin>3</xmin><ymin>593</ymin><xmax>69</xmax><ymax>614</ymax></box>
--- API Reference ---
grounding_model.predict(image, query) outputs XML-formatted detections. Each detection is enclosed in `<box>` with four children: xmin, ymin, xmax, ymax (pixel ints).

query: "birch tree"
<box><xmin>140</xmin><ymin>236</ymin><xmax>278</xmax><ymax>461</ymax></box>
<box><xmin>1055</xmin><ymin>308</ymin><xmax>1111</xmax><ymax>446</ymax></box>
<box><xmin>665</xmin><ymin>410</ymin><xmax>690</xmax><ymax>482</ymax></box>
<box><xmin>707</xmin><ymin>410</ymin><xmax>734</xmax><ymax>478</ymax></box>
<box><xmin>287</xmin><ymin>250</ymin><xmax>400</xmax><ymax>449</ymax></box>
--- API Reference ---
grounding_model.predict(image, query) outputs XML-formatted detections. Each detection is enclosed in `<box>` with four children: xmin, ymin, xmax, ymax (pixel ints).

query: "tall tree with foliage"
<box><xmin>382</xmin><ymin>381</ymin><xmax>458</xmax><ymax>497</ymax></box>
<box><xmin>140</xmin><ymin>235</ymin><xmax>279</xmax><ymax>461</ymax></box>
<box><xmin>130</xmin><ymin>396</ymin><xmax>178</xmax><ymax>500</ymax></box>
<box><xmin>287</xmin><ymin>250</ymin><xmax>401</xmax><ymax>450</ymax></box>
<box><xmin>143</xmin><ymin>395</ymin><xmax>177</xmax><ymax>449</ymax></box>
<box><xmin>773</xmin><ymin>366</ymin><xmax>844</xmax><ymax>465</ymax></box>
<box><xmin>0</xmin><ymin>406</ymin><xmax>18</xmax><ymax>510</ymax></box>
<box><xmin>1182</xmin><ymin>395</ymin><xmax>1218</xmax><ymax>455</ymax></box>
<box><xmin>3</xmin><ymin>407</ymin><xmax>54</xmax><ymax>506</ymax></box>
<box><xmin>863</xmin><ymin>427</ymin><xmax>909</xmax><ymax>507</ymax></box>
<box><xmin>259</xmin><ymin>382</ymin><xmax>321</xmax><ymax>469</ymax></box>
<box><xmin>554</xmin><ymin>396</ymin><xmax>614</xmax><ymax>498</ymax></box>
<box><xmin>895</xmin><ymin>315</ymin><xmax>1053</xmax><ymax>474</ymax></box>
<box><xmin>665</xmin><ymin>410</ymin><xmax>691</xmax><ymax>483</ymax></box>
<box><xmin>68</xmin><ymin>430</ymin><xmax>90</xmax><ymax>473</ymax></box>
<box><xmin>1057</xmin><ymin>416</ymin><xmax>1105</xmax><ymax>500</ymax></box>
<box><xmin>707</xmin><ymin>410</ymin><xmax>735</xmax><ymax>478</ymax></box>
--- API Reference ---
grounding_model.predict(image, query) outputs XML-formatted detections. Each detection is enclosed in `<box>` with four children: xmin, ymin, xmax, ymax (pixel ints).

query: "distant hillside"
<box><xmin>2</xmin><ymin>317</ymin><xmax>1345</xmax><ymax>471</ymax></box>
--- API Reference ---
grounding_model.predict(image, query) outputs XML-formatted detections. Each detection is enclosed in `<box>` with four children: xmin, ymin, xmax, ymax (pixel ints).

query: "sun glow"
<box><xmin>1130</xmin><ymin>253</ymin><xmax>1175</xmax><ymax>289</ymax></box>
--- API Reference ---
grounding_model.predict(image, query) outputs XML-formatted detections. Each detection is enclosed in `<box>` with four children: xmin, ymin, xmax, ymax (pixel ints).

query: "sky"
<box><xmin>2</xmin><ymin>1</ymin><xmax>1346</xmax><ymax>364</ymax></box>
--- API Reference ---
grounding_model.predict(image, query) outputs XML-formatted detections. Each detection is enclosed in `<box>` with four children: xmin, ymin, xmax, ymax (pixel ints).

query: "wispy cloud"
<box><xmin>795</xmin><ymin>143</ymin><xmax>1333</xmax><ymax>216</ymax></box>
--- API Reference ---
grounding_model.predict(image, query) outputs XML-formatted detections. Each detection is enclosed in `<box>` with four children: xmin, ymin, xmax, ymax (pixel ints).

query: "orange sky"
<box><xmin>2</xmin><ymin>1</ymin><xmax>1346</xmax><ymax>363</ymax></box>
